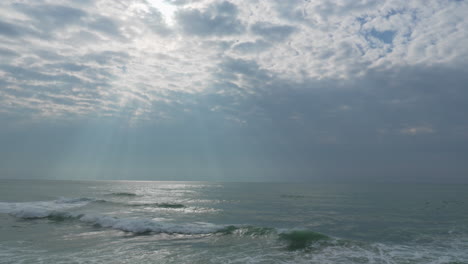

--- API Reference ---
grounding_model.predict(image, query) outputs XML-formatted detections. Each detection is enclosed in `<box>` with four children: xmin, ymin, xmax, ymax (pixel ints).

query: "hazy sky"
<box><xmin>1</xmin><ymin>0</ymin><xmax>467</xmax><ymax>182</ymax></box>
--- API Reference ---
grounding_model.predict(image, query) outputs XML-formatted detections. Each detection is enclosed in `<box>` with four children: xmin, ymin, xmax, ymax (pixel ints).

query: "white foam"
<box><xmin>56</xmin><ymin>197</ymin><xmax>96</xmax><ymax>204</ymax></box>
<box><xmin>1</xmin><ymin>199</ymin><xmax>225</xmax><ymax>234</ymax></box>
<box><xmin>78</xmin><ymin>214</ymin><xmax>222</xmax><ymax>234</ymax></box>
<box><xmin>10</xmin><ymin>206</ymin><xmax>53</xmax><ymax>219</ymax></box>
<box><xmin>0</xmin><ymin>198</ymin><xmax>92</xmax><ymax>219</ymax></box>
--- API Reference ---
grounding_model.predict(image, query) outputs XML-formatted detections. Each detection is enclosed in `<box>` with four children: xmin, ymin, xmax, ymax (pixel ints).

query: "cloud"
<box><xmin>166</xmin><ymin>0</ymin><xmax>203</xmax><ymax>6</ymax></box>
<box><xmin>86</xmin><ymin>16</ymin><xmax>122</xmax><ymax>38</ymax></box>
<box><xmin>400</xmin><ymin>126</ymin><xmax>434</xmax><ymax>135</ymax></box>
<box><xmin>232</xmin><ymin>40</ymin><xmax>271</xmax><ymax>54</ymax></box>
<box><xmin>0</xmin><ymin>20</ymin><xmax>25</xmax><ymax>37</ymax></box>
<box><xmin>250</xmin><ymin>22</ymin><xmax>297</xmax><ymax>42</ymax></box>
<box><xmin>82</xmin><ymin>50</ymin><xmax>130</xmax><ymax>65</ymax></box>
<box><xmin>0</xmin><ymin>0</ymin><xmax>466</xmax><ymax>122</ymax></box>
<box><xmin>0</xmin><ymin>47</ymin><xmax>18</xmax><ymax>57</ymax></box>
<box><xmin>13</xmin><ymin>3</ymin><xmax>87</xmax><ymax>31</ymax></box>
<box><xmin>0</xmin><ymin>0</ymin><xmax>468</xmax><ymax>181</ymax></box>
<box><xmin>141</xmin><ymin>7</ymin><xmax>172</xmax><ymax>36</ymax></box>
<box><xmin>175</xmin><ymin>1</ymin><xmax>244</xmax><ymax>36</ymax></box>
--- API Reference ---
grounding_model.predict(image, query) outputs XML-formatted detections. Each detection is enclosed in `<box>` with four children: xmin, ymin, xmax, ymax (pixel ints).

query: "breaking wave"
<box><xmin>279</xmin><ymin>230</ymin><xmax>331</xmax><ymax>250</ymax></box>
<box><xmin>0</xmin><ymin>200</ymin><xmax>329</xmax><ymax>247</ymax></box>
<box><xmin>0</xmin><ymin>200</ymin><xmax>221</xmax><ymax>234</ymax></box>
<box><xmin>4</xmin><ymin>208</ymin><xmax>225</xmax><ymax>234</ymax></box>
<box><xmin>1</xmin><ymin>200</ymin><xmax>467</xmax><ymax>264</ymax></box>
<box><xmin>78</xmin><ymin>214</ymin><xmax>221</xmax><ymax>234</ymax></box>
<box><xmin>0</xmin><ymin>198</ymin><xmax>93</xmax><ymax>218</ymax></box>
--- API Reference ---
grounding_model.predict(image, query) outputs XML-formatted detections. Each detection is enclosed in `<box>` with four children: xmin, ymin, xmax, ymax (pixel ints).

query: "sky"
<box><xmin>0</xmin><ymin>0</ymin><xmax>467</xmax><ymax>182</ymax></box>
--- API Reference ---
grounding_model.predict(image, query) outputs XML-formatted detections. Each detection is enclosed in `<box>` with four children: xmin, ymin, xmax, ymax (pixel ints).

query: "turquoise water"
<box><xmin>0</xmin><ymin>180</ymin><xmax>467</xmax><ymax>263</ymax></box>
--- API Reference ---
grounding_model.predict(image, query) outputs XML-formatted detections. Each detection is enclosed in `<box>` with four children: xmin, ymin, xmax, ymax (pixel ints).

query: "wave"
<box><xmin>0</xmin><ymin>197</ymin><xmax>209</xmax><ymax>217</ymax></box>
<box><xmin>78</xmin><ymin>214</ymin><xmax>221</xmax><ymax>234</ymax></box>
<box><xmin>216</xmin><ymin>225</ymin><xmax>277</xmax><ymax>236</ymax></box>
<box><xmin>1</xmin><ymin>199</ymin><xmax>332</xmax><ymax>250</ymax></box>
<box><xmin>0</xmin><ymin>199</ymin><xmax>221</xmax><ymax>234</ymax></box>
<box><xmin>1</xmin><ymin>202</ymin><xmax>329</xmax><ymax>248</ymax></box>
<box><xmin>56</xmin><ymin>197</ymin><xmax>99</xmax><ymax>203</ymax></box>
<box><xmin>1</xmin><ymin>228</ymin><xmax>465</xmax><ymax>264</ymax></box>
<box><xmin>279</xmin><ymin>230</ymin><xmax>330</xmax><ymax>250</ymax></box>
<box><xmin>106</xmin><ymin>192</ymin><xmax>139</xmax><ymax>197</ymax></box>
<box><xmin>216</xmin><ymin>226</ymin><xmax>331</xmax><ymax>250</ymax></box>
<box><xmin>94</xmin><ymin>200</ymin><xmax>191</xmax><ymax>210</ymax></box>
<box><xmin>0</xmin><ymin>198</ymin><xmax>93</xmax><ymax>218</ymax></box>
<box><xmin>3</xmin><ymin>207</ymin><xmax>223</xmax><ymax>234</ymax></box>
<box><xmin>280</xmin><ymin>194</ymin><xmax>307</xmax><ymax>199</ymax></box>
<box><xmin>127</xmin><ymin>203</ymin><xmax>186</xmax><ymax>209</ymax></box>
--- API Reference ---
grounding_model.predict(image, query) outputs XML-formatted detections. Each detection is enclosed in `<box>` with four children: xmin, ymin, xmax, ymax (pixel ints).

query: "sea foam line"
<box><xmin>0</xmin><ymin>199</ymin><xmax>334</xmax><ymax>249</ymax></box>
<box><xmin>0</xmin><ymin>198</ymin><xmax>93</xmax><ymax>218</ymax></box>
<box><xmin>0</xmin><ymin>200</ymin><xmax>223</xmax><ymax>234</ymax></box>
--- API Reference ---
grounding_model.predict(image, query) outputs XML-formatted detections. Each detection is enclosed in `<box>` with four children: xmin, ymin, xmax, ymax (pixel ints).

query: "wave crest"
<box><xmin>107</xmin><ymin>192</ymin><xmax>138</xmax><ymax>197</ymax></box>
<box><xmin>279</xmin><ymin>230</ymin><xmax>330</xmax><ymax>250</ymax></box>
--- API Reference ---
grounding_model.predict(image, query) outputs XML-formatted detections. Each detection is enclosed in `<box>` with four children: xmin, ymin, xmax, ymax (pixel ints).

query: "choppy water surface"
<box><xmin>0</xmin><ymin>180</ymin><xmax>467</xmax><ymax>263</ymax></box>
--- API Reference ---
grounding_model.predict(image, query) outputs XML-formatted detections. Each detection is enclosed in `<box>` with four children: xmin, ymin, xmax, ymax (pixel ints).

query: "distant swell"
<box><xmin>128</xmin><ymin>203</ymin><xmax>186</xmax><ymax>209</ymax></box>
<box><xmin>56</xmin><ymin>197</ymin><xmax>97</xmax><ymax>203</ymax></box>
<box><xmin>107</xmin><ymin>192</ymin><xmax>138</xmax><ymax>197</ymax></box>
<box><xmin>0</xmin><ymin>197</ymin><xmax>192</xmax><ymax>215</ymax></box>
<box><xmin>92</xmin><ymin>200</ymin><xmax>187</xmax><ymax>209</ymax></box>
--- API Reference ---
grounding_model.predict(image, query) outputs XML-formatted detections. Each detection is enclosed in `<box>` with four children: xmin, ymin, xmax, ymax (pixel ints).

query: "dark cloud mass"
<box><xmin>0</xmin><ymin>0</ymin><xmax>467</xmax><ymax>182</ymax></box>
<box><xmin>0</xmin><ymin>20</ymin><xmax>24</xmax><ymax>36</ymax></box>
<box><xmin>0</xmin><ymin>47</ymin><xmax>18</xmax><ymax>57</ymax></box>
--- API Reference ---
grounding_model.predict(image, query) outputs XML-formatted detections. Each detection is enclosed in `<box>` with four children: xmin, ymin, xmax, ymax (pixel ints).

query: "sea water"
<box><xmin>0</xmin><ymin>179</ymin><xmax>467</xmax><ymax>263</ymax></box>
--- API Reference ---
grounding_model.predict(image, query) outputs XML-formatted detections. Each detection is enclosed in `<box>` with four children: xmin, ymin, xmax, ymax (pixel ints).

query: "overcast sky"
<box><xmin>0</xmin><ymin>0</ymin><xmax>467</xmax><ymax>182</ymax></box>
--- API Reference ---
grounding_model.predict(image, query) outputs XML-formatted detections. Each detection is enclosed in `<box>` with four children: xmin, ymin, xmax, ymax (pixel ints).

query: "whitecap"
<box><xmin>0</xmin><ymin>198</ymin><xmax>93</xmax><ymax>218</ymax></box>
<box><xmin>78</xmin><ymin>214</ymin><xmax>222</xmax><ymax>234</ymax></box>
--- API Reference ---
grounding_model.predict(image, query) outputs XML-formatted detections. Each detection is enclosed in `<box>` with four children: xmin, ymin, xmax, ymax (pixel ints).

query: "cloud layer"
<box><xmin>1</xmin><ymin>0</ymin><xmax>467</xmax><ymax>181</ymax></box>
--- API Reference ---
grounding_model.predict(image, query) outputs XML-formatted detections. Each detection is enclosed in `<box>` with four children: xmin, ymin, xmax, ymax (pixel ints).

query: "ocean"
<box><xmin>0</xmin><ymin>179</ymin><xmax>467</xmax><ymax>263</ymax></box>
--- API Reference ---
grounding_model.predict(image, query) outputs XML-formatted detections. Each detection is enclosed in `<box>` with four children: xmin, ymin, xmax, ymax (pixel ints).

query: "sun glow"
<box><xmin>149</xmin><ymin>0</ymin><xmax>177</xmax><ymax>25</ymax></box>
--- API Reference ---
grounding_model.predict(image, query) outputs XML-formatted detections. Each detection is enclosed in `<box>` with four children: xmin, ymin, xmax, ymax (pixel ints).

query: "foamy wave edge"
<box><xmin>0</xmin><ymin>200</ymin><xmax>222</xmax><ymax>234</ymax></box>
<box><xmin>6</xmin><ymin>209</ymin><xmax>225</xmax><ymax>234</ymax></box>
<box><xmin>0</xmin><ymin>200</ymin><xmax>331</xmax><ymax>245</ymax></box>
<box><xmin>0</xmin><ymin>198</ymin><xmax>95</xmax><ymax>218</ymax></box>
